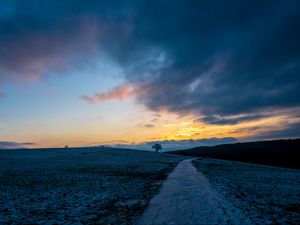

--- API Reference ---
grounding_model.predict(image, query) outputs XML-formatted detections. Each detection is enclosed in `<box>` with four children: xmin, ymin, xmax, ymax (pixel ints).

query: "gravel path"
<box><xmin>137</xmin><ymin>159</ymin><xmax>250</xmax><ymax>225</ymax></box>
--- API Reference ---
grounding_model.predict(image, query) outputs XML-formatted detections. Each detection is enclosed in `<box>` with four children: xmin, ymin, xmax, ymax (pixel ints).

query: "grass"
<box><xmin>193</xmin><ymin>158</ymin><xmax>300</xmax><ymax>225</ymax></box>
<box><xmin>0</xmin><ymin>147</ymin><xmax>186</xmax><ymax>225</ymax></box>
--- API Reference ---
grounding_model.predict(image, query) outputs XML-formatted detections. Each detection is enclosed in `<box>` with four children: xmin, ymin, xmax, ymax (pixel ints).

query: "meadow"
<box><xmin>0</xmin><ymin>148</ymin><xmax>185</xmax><ymax>224</ymax></box>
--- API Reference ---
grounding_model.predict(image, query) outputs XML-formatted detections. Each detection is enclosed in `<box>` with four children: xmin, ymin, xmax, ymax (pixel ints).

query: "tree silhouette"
<box><xmin>152</xmin><ymin>143</ymin><xmax>162</xmax><ymax>153</ymax></box>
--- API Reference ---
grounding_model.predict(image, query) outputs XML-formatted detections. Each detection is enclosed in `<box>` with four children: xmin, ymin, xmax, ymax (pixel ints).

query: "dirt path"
<box><xmin>136</xmin><ymin>159</ymin><xmax>249</xmax><ymax>225</ymax></box>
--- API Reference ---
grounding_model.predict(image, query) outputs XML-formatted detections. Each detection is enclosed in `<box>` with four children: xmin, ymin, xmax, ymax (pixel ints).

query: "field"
<box><xmin>0</xmin><ymin>148</ymin><xmax>186</xmax><ymax>224</ymax></box>
<box><xmin>1</xmin><ymin>147</ymin><xmax>299</xmax><ymax>225</ymax></box>
<box><xmin>193</xmin><ymin>158</ymin><xmax>300</xmax><ymax>225</ymax></box>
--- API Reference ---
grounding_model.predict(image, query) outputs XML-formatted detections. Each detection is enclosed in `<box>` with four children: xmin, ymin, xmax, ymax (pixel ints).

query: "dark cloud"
<box><xmin>144</xmin><ymin>124</ymin><xmax>155</xmax><ymax>128</ymax></box>
<box><xmin>1</xmin><ymin>0</ymin><xmax>300</xmax><ymax>131</ymax></box>
<box><xmin>0</xmin><ymin>0</ymin><xmax>132</xmax><ymax>91</ymax></box>
<box><xmin>119</xmin><ymin>0</ymin><xmax>300</xmax><ymax>123</ymax></box>
<box><xmin>251</xmin><ymin>122</ymin><xmax>300</xmax><ymax>140</ymax></box>
<box><xmin>113</xmin><ymin>137</ymin><xmax>238</xmax><ymax>151</ymax></box>
<box><xmin>0</xmin><ymin>141</ymin><xmax>35</xmax><ymax>149</ymax></box>
<box><xmin>199</xmin><ymin>114</ymin><xmax>267</xmax><ymax>125</ymax></box>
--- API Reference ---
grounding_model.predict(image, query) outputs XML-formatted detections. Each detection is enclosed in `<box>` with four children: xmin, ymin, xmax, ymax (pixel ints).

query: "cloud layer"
<box><xmin>119</xmin><ymin>0</ymin><xmax>300</xmax><ymax>122</ymax></box>
<box><xmin>1</xmin><ymin>0</ymin><xmax>300</xmax><ymax>138</ymax></box>
<box><xmin>0</xmin><ymin>141</ymin><xmax>35</xmax><ymax>149</ymax></box>
<box><xmin>81</xmin><ymin>84</ymin><xmax>133</xmax><ymax>103</ymax></box>
<box><xmin>113</xmin><ymin>137</ymin><xmax>238</xmax><ymax>151</ymax></box>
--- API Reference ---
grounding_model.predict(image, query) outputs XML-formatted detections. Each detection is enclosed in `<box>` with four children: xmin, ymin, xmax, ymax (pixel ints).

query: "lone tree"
<box><xmin>152</xmin><ymin>143</ymin><xmax>162</xmax><ymax>153</ymax></box>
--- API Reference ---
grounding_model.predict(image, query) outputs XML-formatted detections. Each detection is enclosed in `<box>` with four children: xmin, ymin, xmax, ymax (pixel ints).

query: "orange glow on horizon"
<box><xmin>7</xmin><ymin>109</ymin><xmax>299</xmax><ymax>148</ymax></box>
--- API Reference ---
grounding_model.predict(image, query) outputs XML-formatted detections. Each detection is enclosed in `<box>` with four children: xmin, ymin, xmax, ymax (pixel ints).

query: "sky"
<box><xmin>1</xmin><ymin>0</ymin><xmax>300</xmax><ymax>150</ymax></box>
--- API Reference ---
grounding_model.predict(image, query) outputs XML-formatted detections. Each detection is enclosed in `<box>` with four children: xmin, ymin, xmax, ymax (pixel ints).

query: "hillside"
<box><xmin>168</xmin><ymin>138</ymin><xmax>300</xmax><ymax>169</ymax></box>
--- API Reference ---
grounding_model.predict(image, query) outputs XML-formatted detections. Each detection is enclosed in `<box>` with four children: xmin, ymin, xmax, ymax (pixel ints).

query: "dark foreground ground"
<box><xmin>169</xmin><ymin>138</ymin><xmax>300</xmax><ymax>169</ymax></box>
<box><xmin>193</xmin><ymin>158</ymin><xmax>300</xmax><ymax>225</ymax></box>
<box><xmin>0</xmin><ymin>148</ymin><xmax>186</xmax><ymax>224</ymax></box>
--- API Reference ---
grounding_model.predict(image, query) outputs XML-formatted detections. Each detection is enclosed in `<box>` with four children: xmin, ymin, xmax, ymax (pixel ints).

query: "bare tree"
<box><xmin>152</xmin><ymin>143</ymin><xmax>162</xmax><ymax>153</ymax></box>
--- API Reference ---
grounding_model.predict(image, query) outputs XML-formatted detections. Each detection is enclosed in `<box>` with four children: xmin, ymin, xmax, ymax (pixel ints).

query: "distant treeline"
<box><xmin>168</xmin><ymin>138</ymin><xmax>300</xmax><ymax>169</ymax></box>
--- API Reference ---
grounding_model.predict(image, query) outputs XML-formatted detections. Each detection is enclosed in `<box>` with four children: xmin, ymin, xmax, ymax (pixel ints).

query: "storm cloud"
<box><xmin>1</xmin><ymin>0</ymin><xmax>300</xmax><ymax>129</ymax></box>
<box><xmin>118</xmin><ymin>0</ymin><xmax>300</xmax><ymax>122</ymax></box>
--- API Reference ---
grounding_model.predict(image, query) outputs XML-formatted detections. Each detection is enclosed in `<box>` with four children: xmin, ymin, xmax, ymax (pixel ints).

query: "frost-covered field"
<box><xmin>0</xmin><ymin>148</ymin><xmax>185</xmax><ymax>224</ymax></box>
<box><xmin>193</xmin><ymin>158</ymin><xmax>300</xmax><ymax>225</ymax></box>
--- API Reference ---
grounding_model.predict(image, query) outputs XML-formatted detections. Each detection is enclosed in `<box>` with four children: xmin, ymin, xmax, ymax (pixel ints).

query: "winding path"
<box><xmin>137</xmin><ymin>159</ymin><xmax>249</xmax><ymax>225</ymax></box>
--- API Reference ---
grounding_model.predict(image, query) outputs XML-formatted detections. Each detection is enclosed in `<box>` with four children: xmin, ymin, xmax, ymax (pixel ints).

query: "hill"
<box><xmin>168</xmin><ymin>138</ymin><xmax>300</xmax><ymax>169</ymax></box>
